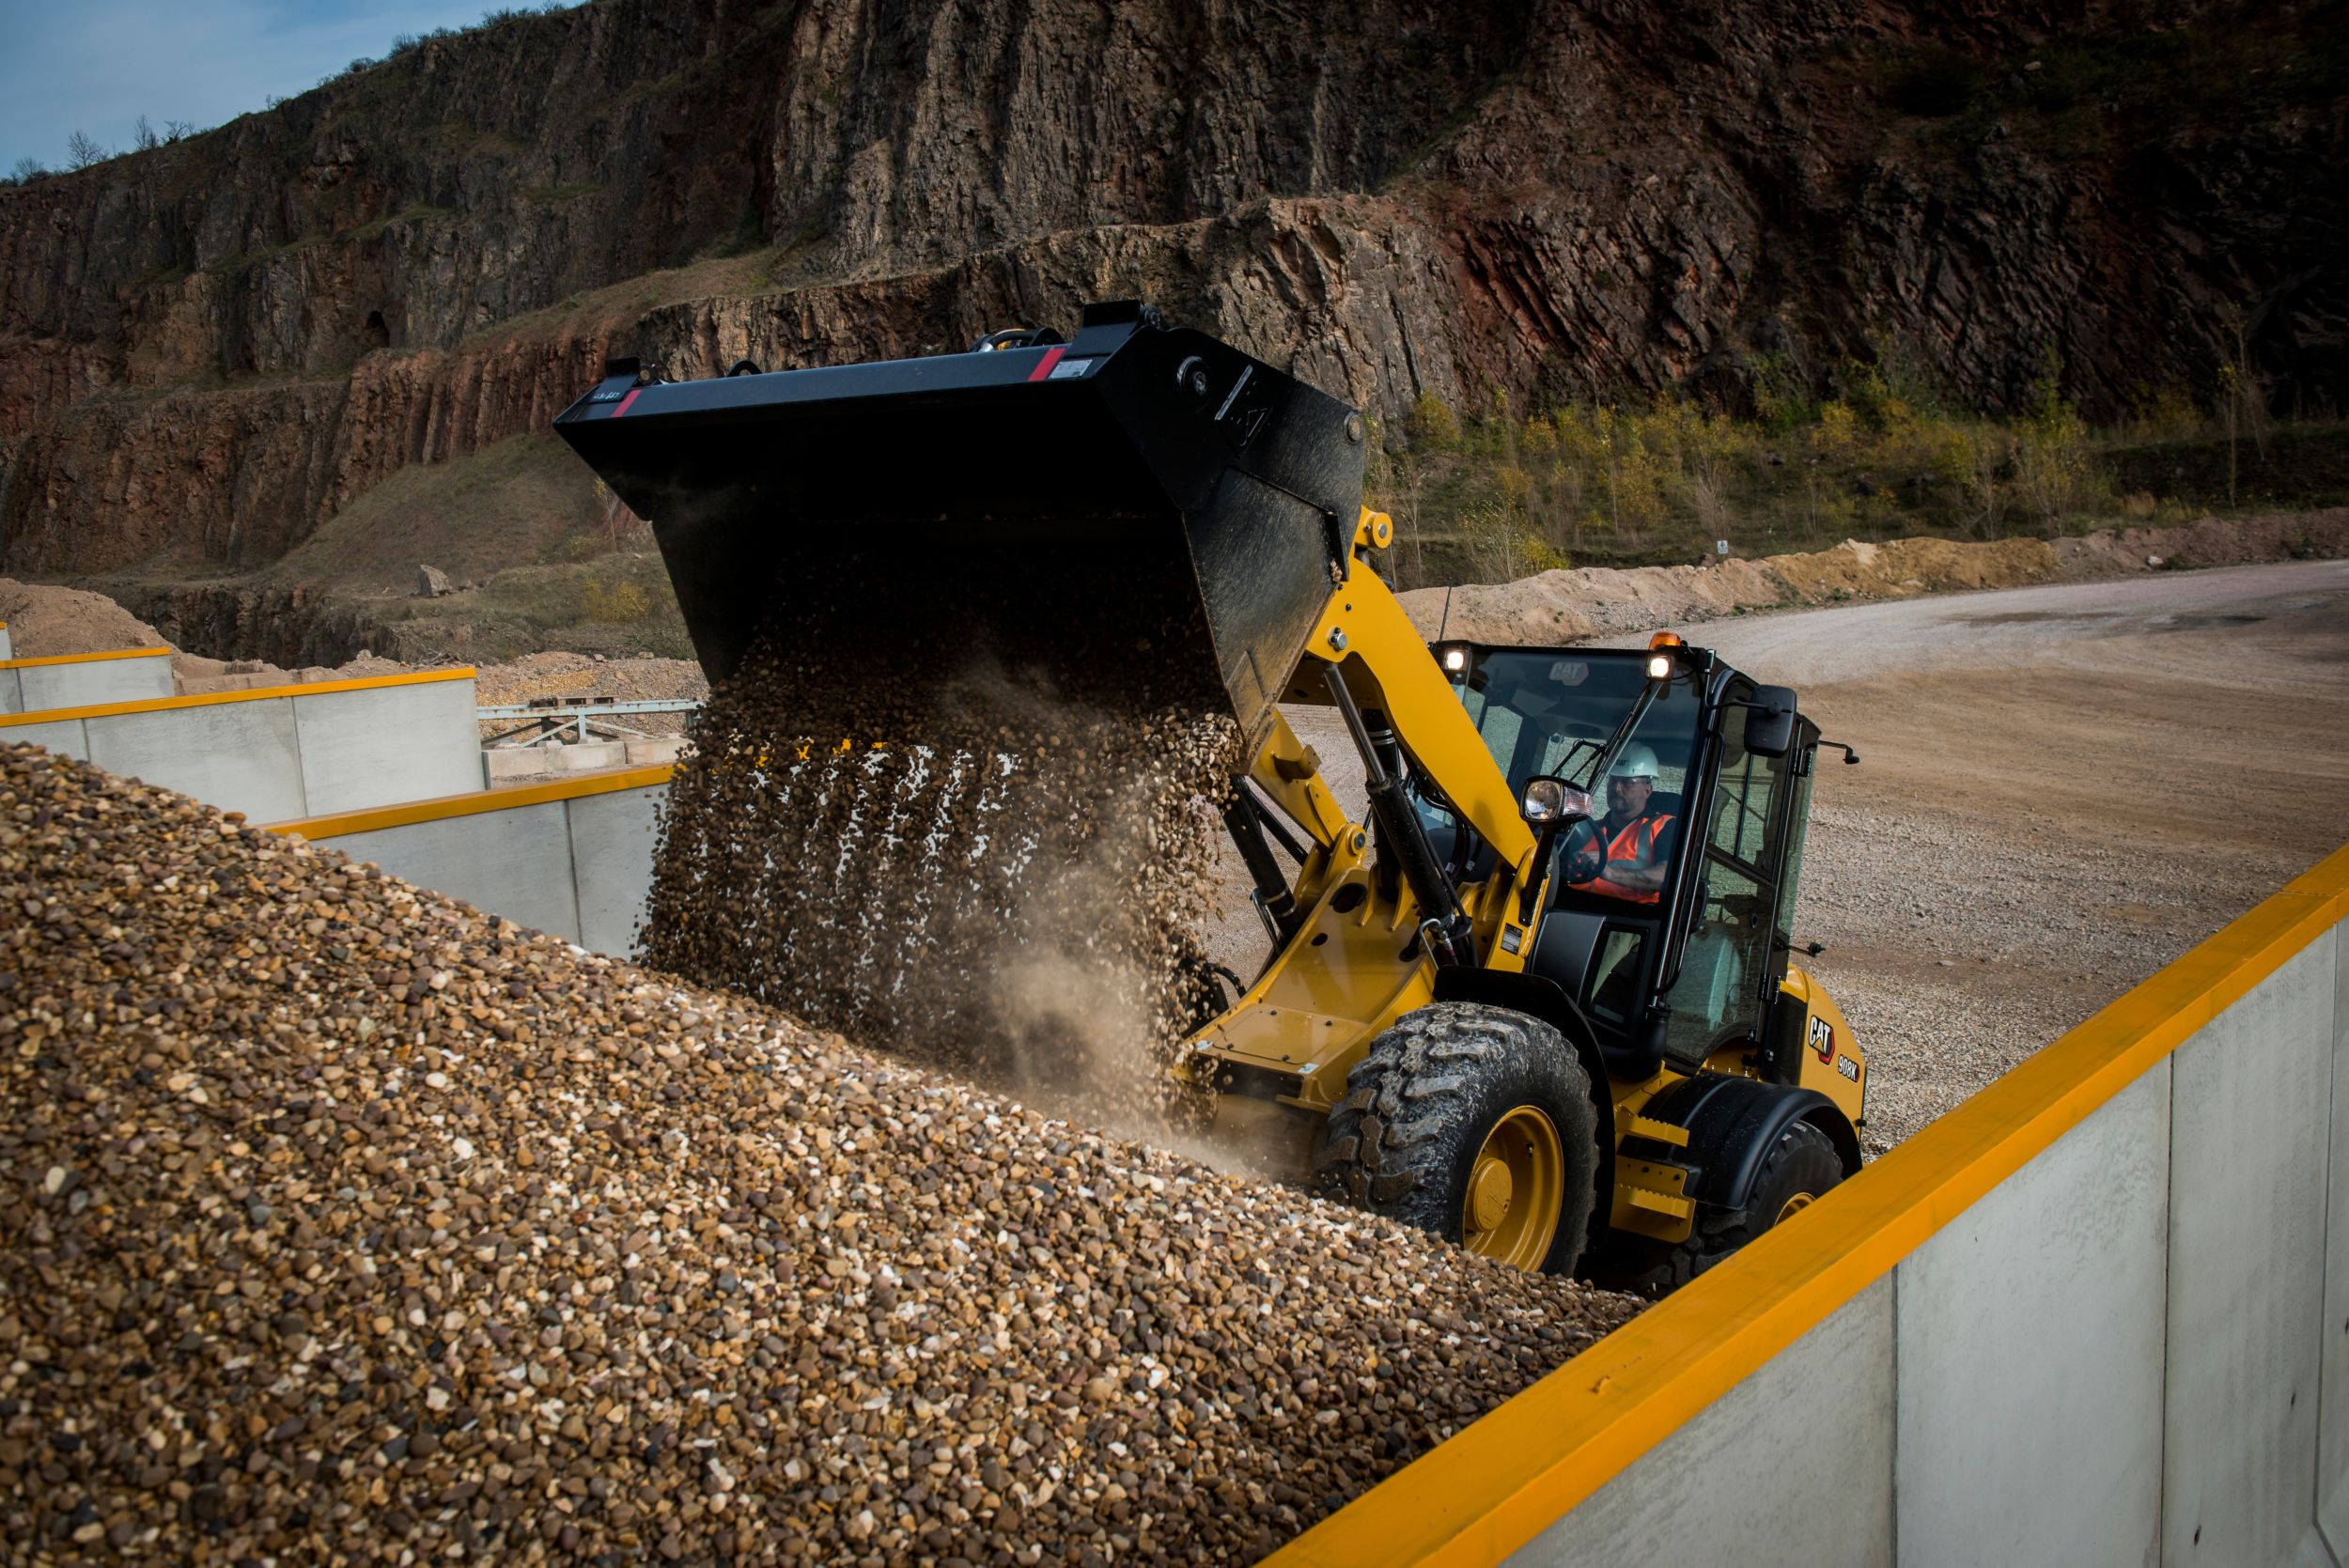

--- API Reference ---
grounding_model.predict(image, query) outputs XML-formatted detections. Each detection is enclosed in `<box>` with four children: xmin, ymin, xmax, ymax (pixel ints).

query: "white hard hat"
<box><xmin>1607</xmin><ymin>742</ymin><xmax>1660</xmax><ymax>782</ymax></box>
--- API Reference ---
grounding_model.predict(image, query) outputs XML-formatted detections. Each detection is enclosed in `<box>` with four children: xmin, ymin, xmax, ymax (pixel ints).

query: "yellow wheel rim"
<box><xmin>1462</xmin><ymin>1105</ymin><xmax>1564</xmax><ymax>1271</ymax></box>
<box><xmin>1776</xmin><ymin>1191</ymin><xmax>1816</xmax><ymax>1226</ymax></box>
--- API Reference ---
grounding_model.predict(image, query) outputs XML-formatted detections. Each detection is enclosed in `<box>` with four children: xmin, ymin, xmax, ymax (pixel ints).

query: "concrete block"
<box><xmin>567</xmin><ymin>783</ymin><xmax>667</xmax><ymax>956</ymax></box>
<box><xmin>3</xmin><ymin>718</ymin><xmax>88</xmax><ymax>760</ymax></box>
<box><xmin>1509</xmin><ymin>1276</ymin><xmax>1893</xmax><ymax>1567</ymax></box>
<box><xmin>484</xmin><ymin>746</ymin><xmax>557</xmax><ymax>784</ymax></box>
<box><xmin>86</xmin><ymin>698</ymin><xmax>306</xmax><ymax>821</ymax></box>
<box><xmin>2322</xmin><ymin>921</ymin><xmax>2349</xmax><ymax>1558</ymax></box>
<box><xmin>325</xmin><ymin>803</ymin><xmax>580</xmax><ymax>943</ymax></box>
<box><xmin>554</xmin><ymin>740</ymin><xmax>627</xmax><ymax>772</ymax></box>
<box><xmin>0</xmin><ymin>626</ymin><xmax>12</xmax><ymax>660</ymax></box>
<box><xmin>623</xmin><ymin>737</ymin><xmax>684</xmax><ymax>767</ymax></box>
<box><xmin>294</xmin><ymin>676</ymin><xmax>480</xmax><ymax>815</ymax></box>
<box><xmin>19</xmin><ymin>652</ymin><xmax>174</xmax><ymax>711</ymax></box>
<box><xmin>0</xmin><ymin>668</ymin><xmax>20</xmax><ymax>713</ymax></box>
<box><xmin>1896</xmin><ymin>1062</ymin><xmax>2170</xmax><ymax>1566</ymax></box>
<box><xmin>2166</xmin><ymin>935</ymin><xmax>2336</xmax><ymax>1567</ymax></box>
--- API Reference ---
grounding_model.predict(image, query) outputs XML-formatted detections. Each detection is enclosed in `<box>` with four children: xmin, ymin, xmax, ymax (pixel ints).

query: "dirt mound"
<box><xmin>172</xmin><ymin>649</ymin><xmax>415</xmax><ymax>695</ymax></box>
<box><xmin>1399</xmin><ymin>575</ymin><xmax>1603</xmax><ymax>644</ymax></box>
<box><xmin>2053</xmin><ymin>506</ymin><xmax>2349</xmax><ymax>579</ymax></box>
<box><xmin>1399</xmin><ymin>534</ymin><xmax>2060</xmax><ymax>644</ymax></box>
<box><xmin>0</xmin><ymin>743</ymin><xmax>1634</xmax><ymax>1562</ymax></box>
<box><xmin>1766</xmin><ymin>536</ymin><xmax>2060</xmax><ymax>602</ymax></box>
<box><xmin>173</xmin><ymin>645</ymin><xmax>704</xmax><ymax>706</ymax></box>
<box><xmin>0</xmin><ymin>579</ymin><xmax>166</xmax><ymax>659</ymax></box>
<box><xmin>473</xmin><ymin>651</ymin><xmax>708</xmax><ymax>707</ymax></box>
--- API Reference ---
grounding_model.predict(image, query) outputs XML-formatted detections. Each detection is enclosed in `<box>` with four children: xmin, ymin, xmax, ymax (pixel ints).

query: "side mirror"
<box><xmin>1518</xmin><ymin>775</ymin><xmax>1591</xmax><ymax>922</ymax></box>
<box><xmin>1744</xmin><ymin>685</ymin><xmax>1797</xmax><ymax>758</ymax></box>
<box><xmin>1521</xmin><ymin>775</ymin><xmax>1592</xmax><ymax>827</ymax></box>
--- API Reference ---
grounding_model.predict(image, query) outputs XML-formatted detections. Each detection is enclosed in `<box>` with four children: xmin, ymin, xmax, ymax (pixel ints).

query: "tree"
<box><xmin>164</xmin><ymin>120</ymin><xmax>194</xmax><ymax>143</ymax></box>
<box><xmin>65</xmin><ymin>131</ymin><xmax>105</xmax><ymax>170</ymax></box>
<box><xmin>2216</xmin><ymin>308</ymin><xmax>2271</xmax><ymax>510</ymax></box>
<box><xmin>2014</xmin><ymin>345</ymin><xmax>2094</xmax><ymax>533</ymax></box>
<box><xmin>133</xmin><ymin>116</ymin><xmax>159</xmax><ymax>151</ymax></box>
<box><xmin>8</xmin><ymin>156</ymin><xmax>45</xmax><ymax>184</ymax></box>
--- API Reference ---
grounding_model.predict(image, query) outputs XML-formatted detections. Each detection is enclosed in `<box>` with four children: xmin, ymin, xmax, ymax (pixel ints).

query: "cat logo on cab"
<box><xmin>1808</xmin><ymin>1013</ymin><xmax>1835</xmax><ymax>1062</ymax></box>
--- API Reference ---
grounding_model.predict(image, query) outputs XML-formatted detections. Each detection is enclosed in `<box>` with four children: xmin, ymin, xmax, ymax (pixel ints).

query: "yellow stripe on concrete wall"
<box><xmin>266</xmin><ymin>763</ymin><xmax>675</xmax><ymax>840</ymax></box>
<box><xmin>0</xmin><ymin>666</ymin><xmax>474</xmax><ymax>729</ymax></box>
<box><xmin>1266</xmin><ymin>839</ymin><xmax>2349</xmax><ymax>1567</ymax></box>
<box><xmin>0</xmin><ymin>644</ymin><xmax>172</xmax><ymax>671</ymax></box>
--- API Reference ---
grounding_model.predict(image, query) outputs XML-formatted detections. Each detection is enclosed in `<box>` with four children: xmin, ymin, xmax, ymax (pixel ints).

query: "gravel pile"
<box><xmin>0</xmin><ymin>744</ymin><xmax>1637</xmax><ymax>1563</ymax></box>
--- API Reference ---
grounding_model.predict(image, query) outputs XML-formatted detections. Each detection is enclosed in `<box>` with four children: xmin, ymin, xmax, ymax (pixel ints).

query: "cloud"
<box><xmin>0</xmin><ymin>0</ymin><xmax>502</xmax><ymax>171</ymax></box>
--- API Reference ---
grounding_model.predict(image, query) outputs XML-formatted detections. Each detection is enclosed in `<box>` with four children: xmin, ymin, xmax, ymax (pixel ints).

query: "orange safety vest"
<box><xmin>1573</xmin><ymin>812</ymin><xmax>1673</xmax><ymax>904</ymax></box>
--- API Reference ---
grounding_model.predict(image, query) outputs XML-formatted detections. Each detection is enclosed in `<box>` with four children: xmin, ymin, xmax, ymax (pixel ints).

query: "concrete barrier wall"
<box><xmin>0</xmin><ymin>625</ymin><xmax>11</xmax><ymax>660</ymax></box>
<box><xmin>0</xmin><ymin>647</ymin><xmax>175</xmax><ymax>714</ymax></box>
<box><xmin>265</xmin><ymin>766</ymin><xmax>673</xmax><ymax>954</ymax></box>
<box><xmin>1268</xmin><ymin>844</ymin><xmax>2349</xmax><ymax>1568</ymax></box>
<box><xmin>0</xmin><ymin>670</ymin><xmax>481</xmax><ymax>820</ymax></box>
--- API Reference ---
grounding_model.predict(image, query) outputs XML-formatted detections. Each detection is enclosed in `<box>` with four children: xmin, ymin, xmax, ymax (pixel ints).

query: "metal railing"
<box><xmin>478</xmin><ymin>695</ymin><xmax>701</xmax><ymax>748</ymax></box>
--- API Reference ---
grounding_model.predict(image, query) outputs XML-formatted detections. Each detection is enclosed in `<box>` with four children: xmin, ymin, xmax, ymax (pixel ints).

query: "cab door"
<box><xmin>1659</xmin><ymin>689</ymin><xmax>1790</xmax><ymax>1066</ymax></box>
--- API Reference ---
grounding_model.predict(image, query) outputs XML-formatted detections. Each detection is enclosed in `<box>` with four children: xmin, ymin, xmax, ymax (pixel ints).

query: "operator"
<box><xmin>1562</xmin><ymin>742</ymin><xmax>1675</xmax><ymax>903</ymax></box>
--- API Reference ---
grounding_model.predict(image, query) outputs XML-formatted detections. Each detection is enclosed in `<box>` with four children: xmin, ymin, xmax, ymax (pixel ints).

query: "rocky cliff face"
<box><xmin>1</xmin><ymin>0</ymin><xmax>2341</xmax><ymax>587</ymax></box>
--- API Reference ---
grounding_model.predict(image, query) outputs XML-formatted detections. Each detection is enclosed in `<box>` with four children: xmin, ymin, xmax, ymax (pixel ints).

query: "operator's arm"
<box><xmin>1560</xmin><ymin>820</ymin><xmax>1604</xmax><ymax>883</ymax></box>
<box><xmin>1602</xmin><ymin>818</ymin><xmax>1674</xmax><ymax>892</ymax></box>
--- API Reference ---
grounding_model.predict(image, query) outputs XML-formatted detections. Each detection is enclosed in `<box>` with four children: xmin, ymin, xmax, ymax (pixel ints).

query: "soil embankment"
<box><xmin>1395</xmin><ymin>507</ymin><xmax>2349</xmax><ymax>644</ymax></box>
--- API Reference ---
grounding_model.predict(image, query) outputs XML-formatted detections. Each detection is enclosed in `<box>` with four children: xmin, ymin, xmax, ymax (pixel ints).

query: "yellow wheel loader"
<box><xmin>555</xmin><ymin>300</ymin><xmax>1867</xmax><ymax>1291</ymax></box>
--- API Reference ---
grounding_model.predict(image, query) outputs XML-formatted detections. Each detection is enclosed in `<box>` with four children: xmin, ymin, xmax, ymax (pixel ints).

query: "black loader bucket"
<box><xmin>552</xmin><ymin>301</ymin><xmax>1364</xmax><ymax>747</ymax></box>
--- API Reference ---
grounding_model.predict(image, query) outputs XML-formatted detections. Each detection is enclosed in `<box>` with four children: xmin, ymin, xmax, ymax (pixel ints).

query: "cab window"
<box><xmin>1660</xmin><ymin>698</ymin><xmax>1789</xmax><ymax>1063</ymax></box>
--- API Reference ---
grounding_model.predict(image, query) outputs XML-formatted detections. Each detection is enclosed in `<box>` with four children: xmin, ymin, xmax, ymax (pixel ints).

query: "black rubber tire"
<box><xmin>1589</xmin><ymin>1117</ymin><xmax>1843</xmax><ymax>1297</ymax></box>
<box><xmin>1312</xmin><ymin>1002</ymin><xmax>1602</xmax><ymax>1275</ymax></box>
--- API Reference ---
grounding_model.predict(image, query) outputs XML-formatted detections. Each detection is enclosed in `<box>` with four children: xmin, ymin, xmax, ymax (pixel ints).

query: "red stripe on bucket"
<box><xmin>612</xmin><ymin>388</ymin><xmax>644</xmax><ymax>418</ymax></box>
<box><xmin>1027</xmin><ymin>347</ymin><xmax>1066</xmax><ymax>381</ymax></box>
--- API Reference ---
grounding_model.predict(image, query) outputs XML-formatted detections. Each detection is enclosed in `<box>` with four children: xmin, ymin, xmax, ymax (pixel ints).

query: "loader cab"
<box><xmin>1424</xmin><ymin>643</ymin><xmax>1822</xmax><ymax>1080</ymax></box>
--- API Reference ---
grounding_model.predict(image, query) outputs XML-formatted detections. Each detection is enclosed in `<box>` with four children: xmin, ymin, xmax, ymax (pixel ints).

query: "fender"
<box><xmin>1639</xmin><ymin>1072</ymin><xmax>1861</xmax><ymax>1211</ymax></box>
<box><xmin>1431</xmin><ymin>968</ymin><xmax>1624</xmax><ymax>1092</ymax></box>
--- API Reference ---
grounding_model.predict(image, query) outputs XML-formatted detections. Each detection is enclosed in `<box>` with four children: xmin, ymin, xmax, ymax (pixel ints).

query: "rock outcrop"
<box><xmin>1</xmin><ymin>0</ymin><xmax>2341</xmax><ymax>586</ymax></box>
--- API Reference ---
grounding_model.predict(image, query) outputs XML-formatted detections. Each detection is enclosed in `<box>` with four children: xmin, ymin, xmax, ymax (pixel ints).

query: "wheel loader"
<box><xmin>554</xmin><ymin>300</ymin><xmax>1867</xmax><ymax>1291</ymax></box>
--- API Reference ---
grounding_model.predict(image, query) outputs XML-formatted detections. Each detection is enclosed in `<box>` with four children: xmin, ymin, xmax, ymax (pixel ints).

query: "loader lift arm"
<box><xmin>1281</xmin><ymin>509</ymin><xmax>1543</xmax><ymax>963</ymax></box>
<box><xmin>1181</xmin><ymin>508</ymin><xmax>1557</xmax><ymax>1125</ymax></box>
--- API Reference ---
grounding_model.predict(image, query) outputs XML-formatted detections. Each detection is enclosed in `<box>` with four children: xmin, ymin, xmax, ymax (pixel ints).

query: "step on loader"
<box><xmin>555</xmin><ymin>301</ymin><xmax>1867</xmax><ymax>1293</ymax></box>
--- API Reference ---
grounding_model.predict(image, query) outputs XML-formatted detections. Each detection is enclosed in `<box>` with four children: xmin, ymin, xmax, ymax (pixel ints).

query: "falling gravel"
<box><xmin>641</xmin><ymin>566</ymin><xmax>1246</xmax><ymax>1134</ymax></box>
<box><xmin>0</xmin><ymin>745</ymin><xmax>1637</xmax><ymax>1564</ymax></box>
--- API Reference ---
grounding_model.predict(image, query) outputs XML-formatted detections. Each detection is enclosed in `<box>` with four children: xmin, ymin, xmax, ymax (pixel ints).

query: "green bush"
<box><xmin>1362</xmin><ymin>349</ymin><xmax>2341</xmax><ymax>585</ymax></box>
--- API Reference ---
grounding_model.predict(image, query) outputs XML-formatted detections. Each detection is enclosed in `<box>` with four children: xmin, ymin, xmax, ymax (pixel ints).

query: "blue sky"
<box><xmin>0</xmin><ymin>0</ymin><xmax>515</xmax><ymax>173</ymax></box>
